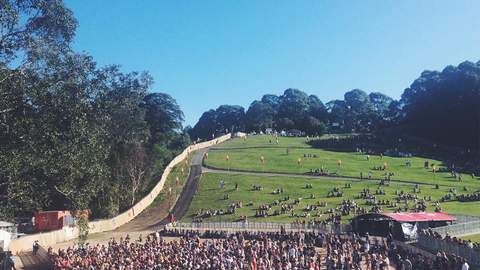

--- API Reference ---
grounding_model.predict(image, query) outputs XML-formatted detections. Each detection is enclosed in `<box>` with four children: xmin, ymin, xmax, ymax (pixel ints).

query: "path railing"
<box><xmin>432</xmin><ymin>220</ymin><xmax>480</xmax><ymax>237</ymax></box>
<box><xmin>165</xmin><ymin>222</ymin><xmax>351</xmax><ymax>234</ymax></box>
<box><xmin>418</xmin><ymin>234</ymin><xmax>480</xmax><ymax>268</ymax></box>
<box><xmin>454</xmin><ymin>215</ymin><xmax>480</xmax><ymax>224</ymax></box>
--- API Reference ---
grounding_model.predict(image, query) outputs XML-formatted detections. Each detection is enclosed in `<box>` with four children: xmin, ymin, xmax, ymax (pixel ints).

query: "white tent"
<box><xmin>0</xmin><ymin>229</ymin><xmax>11</xmax><ymax>251</ymax></box>
<box><xmin>233</xmin><ymin>132</ymin><xmax>247</xmax><ymax>138</ymax></box>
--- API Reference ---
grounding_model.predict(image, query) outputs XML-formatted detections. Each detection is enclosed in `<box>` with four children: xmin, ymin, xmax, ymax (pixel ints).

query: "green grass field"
<box><xmin>150</xmin><ymin>154</ymin><xmax>192</xmax><ymax>208</ymax></box>
<box><xmin>461</xmin><ymin>234</ymin><xmax>480</xmax><ymax>243</ymax></box>
<box><xmin>182</xmin><ymin>173</ymin><xmax>480</xmax><ymax>223</ymax></box>
<box><xmin>181</xmin><ymin>135</ymin><xmax>480</xmax><ymax>223</ymax></box>
<box><xmin>206</xmin><ymin>136</ymin><xmax>480</xmax><ymax>187</ymax></box>
<box><xmin>213</xmin><ymin>134</ymin><xmax>352</xmax><ymax>149</ymax></box>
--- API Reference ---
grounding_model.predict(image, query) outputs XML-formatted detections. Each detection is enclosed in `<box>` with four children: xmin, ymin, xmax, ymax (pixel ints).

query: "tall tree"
<box><xmin>369</xmin><ymin>92</ymin><xmax>393</xmax><ymax>117</ymax></box>
<box><xmin>245</xmin><ymin>100</ymin><xmax>275</xmax><ymax>132</ymax></box>
<box><xmin>308</xmin><ymin>95</ymin><xmax>328</xmax><ymax>122</ymax></box>
<box><xmin>0</xmin><ymin>0</ymin><xmax>77</xmax><ymax>66</ymax></box>
<box><xmin>1</xmin><ymin>0</ymin><xmax>190</xmax><ymax>220</ymax></box>
<box><xmin>400</xmin><ymin>61</ymin><xmax>480</xmax><ymax>148</ymax></box>
<box><xmin>190</xmin><ymin>105</ymin><xmax>245</xmax><ymax>139</ymax></box>
<box><xmin>143</xmin><ymin>92</ymin><xmax>184</xmax><ymax>144</ymax></box>
<box><xmin>278</xmin><ymin>89</ymin><xmax>309</xmax><ymax>124</ymax></box>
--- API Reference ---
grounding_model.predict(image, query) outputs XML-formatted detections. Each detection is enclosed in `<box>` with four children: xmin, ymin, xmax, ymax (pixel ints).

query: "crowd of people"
<box><xmin>48</xmin><ymin>228</ymin><xmax>474</xmax><ymax>269</ymax></box>
<box><xmin>457</xmin><ymin>192</ymin><xmax>480</xmax><ymax>202</ymax></box>
<box><xmin>50</xmin><ymin>230</ymin><xmax>326</xmax><ymax>269</ymax></box>
<box><xmin>192</xmin><ymin>175</ymin><xmax>462</xmax><ymax>226</ymax></box>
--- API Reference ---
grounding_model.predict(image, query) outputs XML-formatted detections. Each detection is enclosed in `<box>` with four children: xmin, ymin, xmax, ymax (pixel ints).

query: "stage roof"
<box><xmin>383</xmin><ymin>212</ymin><xmax>456</xmax><ymax>222</ymax></box>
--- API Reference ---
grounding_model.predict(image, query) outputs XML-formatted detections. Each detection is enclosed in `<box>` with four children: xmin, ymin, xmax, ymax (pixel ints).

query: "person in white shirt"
<box><xmin>462</xmin><ymin>259</ymin><xmax>469</xmax><ymax>270</ymax></box>
<box><xmin>364</xmin><ymin>240</ymin><xmax>370</xmax><ymax>253</ymax></box>
<box><xmin>467</xmin><ymin>241</ymin><xmax>473</xmax><ymax>249</ymax></box>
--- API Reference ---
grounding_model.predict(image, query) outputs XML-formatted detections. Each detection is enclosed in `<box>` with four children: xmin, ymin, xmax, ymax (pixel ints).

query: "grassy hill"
<box><xmin>182</xmin><ymin>135</ymin><xmax>480</xmax><ymax>223</ymax></box>
<box><xmin>205</xmin><ymin>135</ymin><xmax>479</xmax><ymax>186</ymax></box>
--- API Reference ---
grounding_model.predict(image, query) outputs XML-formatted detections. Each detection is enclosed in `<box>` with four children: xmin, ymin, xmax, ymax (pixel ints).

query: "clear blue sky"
<box><xmin>66</xmin><ymin>0</ymin><xmax>480</xmax><ymax>126</ymax></box>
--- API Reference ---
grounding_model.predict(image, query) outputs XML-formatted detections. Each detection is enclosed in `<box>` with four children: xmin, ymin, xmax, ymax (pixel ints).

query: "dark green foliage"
<box><xmin>191</xmin><ymin>89</ymin><xmax>330</xmax><ymax>138</ymax></box>
<box><xmin>189</xmin><ymin>105</ymin><xmax>245</xmax><ymax>140</ymax></box>
<box><xmin>143</xmin><ymin>93</ymin><xmax>184</xmax><ymax>142</ymax></box>
<box><xmin>191</xmin><ymin>61</ymin><xmax>479</xmax><ymax>151</ymax></box>
<box><xmin>245</xmin><ymin>100</ymin><xmax>275</xmax><ymax>131</ymax></box>
<box><xmin>400</xmin><ymin>61</ymin><xmax>480</xmax><ymax>148</ymax></box>
<box><xmin>369</xmin><ymin>92</ymin><xmax>394</xmax><ymax>117</ymax></box>
<box><xmin>0</xmin><ymin>0</ymin><xmax>78</xmax><ymax>65</ymax></box>
<box><xmin>0</xmin><ymin>1</ymin><xmax>188</xmax><ymax>221</ymax></box>
<box><xmin>277</xmin><ymin>89</ymin><xmax>310</xmax><ymax>124</ymax></box>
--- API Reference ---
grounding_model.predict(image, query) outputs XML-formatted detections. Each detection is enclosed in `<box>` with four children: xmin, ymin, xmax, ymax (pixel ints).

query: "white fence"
<box><xmin>454</xmin><ymin>215</ymin><xmax>480</xmax><ymax>224</ymax></box>
<box><xmin>166</xmin><ymin>222</ymin><xmax>351</xmax><ymax>234</ymax></box>
<box><xmin>432</xmin><ymin>220</ymin><xmax>480</xmax><ymax>237</ymax></box>
<box><xmin>416</xmin><ymin>217</ymin><xmax>480</xmax><ymax>268</ymax></box>
<box><xmin>418</xmin><ymin>234</ymin><xmax>480</xmax><ymax>268</ymax></box>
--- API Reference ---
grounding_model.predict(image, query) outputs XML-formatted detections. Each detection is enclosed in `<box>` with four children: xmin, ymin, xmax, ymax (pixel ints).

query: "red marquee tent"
<box><xmin>383</xmin><ymin>212</ymin><xmax>456</xmax><ymax>222</ymax></box>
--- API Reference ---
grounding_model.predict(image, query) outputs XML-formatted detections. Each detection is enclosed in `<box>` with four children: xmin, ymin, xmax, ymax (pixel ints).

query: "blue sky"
<box><xmin>66</xmin><ymin>0</ymin><xmax>480</xmax><ymax>126</ymax></box>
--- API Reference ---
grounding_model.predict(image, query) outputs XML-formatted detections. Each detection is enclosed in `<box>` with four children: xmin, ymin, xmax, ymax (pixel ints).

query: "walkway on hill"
<box><xmin>115</xmin><ymin>147</ymin><xmax>209</xmax><ymax>232</ymax></box>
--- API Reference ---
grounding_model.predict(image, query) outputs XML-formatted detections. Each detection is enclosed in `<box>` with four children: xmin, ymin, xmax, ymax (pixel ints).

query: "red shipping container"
<box><xmin>34</xmin><ymin>211</ymin><xmax>72</xmax><ymax>232</ymax></box>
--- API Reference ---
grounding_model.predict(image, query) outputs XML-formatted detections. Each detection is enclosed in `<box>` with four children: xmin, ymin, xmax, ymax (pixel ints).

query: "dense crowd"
<box><xmin>50</xmin><ymin>230</ymin><xmax>326</xmax><ymax>269</ymax></box>
<box><xmin>48</xmin><ymin>229</ymin><xmax>474</xmax><ymax>270</ymax></box>
<box><xmin>457</xmin><ymin>193</ymin><xmax>480</xmax><ymax>202</ymax></box>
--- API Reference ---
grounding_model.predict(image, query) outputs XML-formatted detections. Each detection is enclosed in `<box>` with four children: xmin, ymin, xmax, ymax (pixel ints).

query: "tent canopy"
<box><xmin>383</xmin><ymin>212</ymin><xmax>456</xmax><ymax>222</ymax></box>
<box><xmin>351</xmin><ymin>212</ymin><xmax>456</xmax><ymax>240</ymax></box>
<box><xmin>352</xmin><ymin>212</ymin><xmax>456</xmax><ymax>223</ymax></box>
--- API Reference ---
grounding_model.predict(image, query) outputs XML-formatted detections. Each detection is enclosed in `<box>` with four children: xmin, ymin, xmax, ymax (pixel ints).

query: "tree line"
<box><xmin>190</xmin><ymin>62</ymin><xmax>480</xmax><ymax>150</ymax></box>
<box><xmin>0</xmin><ymin>1</ymin><xmax>189</xmax><ymax>220</ymax></box>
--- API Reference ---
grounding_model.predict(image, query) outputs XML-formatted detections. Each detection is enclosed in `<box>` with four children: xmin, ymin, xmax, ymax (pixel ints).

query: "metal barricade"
<box><xmin>165</xmin><ymin>222</ymin><xmax>351</xmax><ymax>233</ymax></box>
<box><xmin>418</xmin><ymin>234</ymin><xmax>480</xmax><ymax>267</ymax></box>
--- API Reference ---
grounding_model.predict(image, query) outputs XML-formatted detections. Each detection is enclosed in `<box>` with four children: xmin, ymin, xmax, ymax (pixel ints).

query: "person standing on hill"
<box><xmin>33</xmin><ymin>240</ymin><xmax>40</xmax><ymax>255</ymax></box>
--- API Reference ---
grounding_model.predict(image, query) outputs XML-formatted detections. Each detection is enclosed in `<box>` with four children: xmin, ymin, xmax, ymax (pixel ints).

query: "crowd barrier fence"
<box><xmin>432</xmin><ymin>220</ymin><xmax>480</xmax><ymax>237</ymax></box>
<box><xmin>418</xmin><ymin>234</ymin><xmax>480</xmax><ymax>267</ymax></box>
<box><xmin>165</xmin><ymin>222</ymin><xmax>351</xmax><ymax>234</ymax></box>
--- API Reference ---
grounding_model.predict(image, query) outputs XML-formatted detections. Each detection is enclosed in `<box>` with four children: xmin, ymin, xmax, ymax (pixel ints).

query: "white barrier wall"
<box><xmin>9</xmin><ymin>134</ymin><xmax>231</xmax><ymax>254</ymax></box>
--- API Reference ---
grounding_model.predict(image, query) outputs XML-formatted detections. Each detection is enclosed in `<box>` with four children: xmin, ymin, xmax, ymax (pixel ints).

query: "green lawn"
<box><xmin>213</xmin><ymin>134</ymin><xmax>351</xmax><ymax>149</ymax></box>
<box><xmin>205</xmin><ymin>136</ymin><xmax>480</xmax><ymax>188</ymax></box>
<box><xmin>461</xmin><ymin>234</ymin><xmax>480</xmax><ymax>243</ymax></box>
<box><xmin>150</xmin><ymin>154</ymin><xmax>192</xmax><ymax>208</ymax></box>
<box><xmin>182</xmin><ymin>173</ymin><xmax>480</xmax><ymax>223</ymax></box>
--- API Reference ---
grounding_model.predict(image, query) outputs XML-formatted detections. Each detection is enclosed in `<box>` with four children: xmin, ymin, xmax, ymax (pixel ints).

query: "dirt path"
<box><xmin>115</xmin><ymin>148</ymin><xmax>208</xmax><ymax>232</ymax></box>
